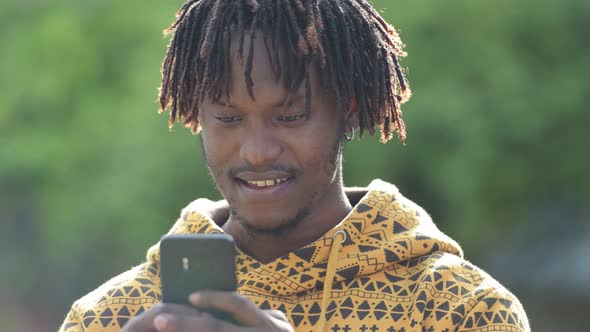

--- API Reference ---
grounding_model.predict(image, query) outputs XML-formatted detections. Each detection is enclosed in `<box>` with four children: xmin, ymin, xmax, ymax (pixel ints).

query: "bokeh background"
<box><xmin>1</xmin><ymin>0</ymin><xmax>589</xmax><ymax>331</ymax></box>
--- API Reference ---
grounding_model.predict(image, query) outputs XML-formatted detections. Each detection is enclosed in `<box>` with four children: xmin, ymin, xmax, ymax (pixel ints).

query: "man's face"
<box><xmin>198</xmin><ymin>32</ymin><xmax>347</xmax><ymax>235</ymax></box>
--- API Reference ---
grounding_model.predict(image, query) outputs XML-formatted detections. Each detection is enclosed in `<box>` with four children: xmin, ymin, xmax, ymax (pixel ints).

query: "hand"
<box><xmin>121</xmin><ymin>291</ymin><xmax>294</xmax><ymax>332</ymax></box>
<box><xmin>183</xmin><ymin>198</ymin><xmax>229</xmax><ymax>224</ymax></box>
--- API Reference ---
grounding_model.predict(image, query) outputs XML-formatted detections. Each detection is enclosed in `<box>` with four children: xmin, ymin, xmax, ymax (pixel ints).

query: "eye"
<box><xmin>214</xmin><ymin>115</ymin><xmax>242</xmax><ymax>123</ymax></box>
<box><xmin>278</xmin><ymin>113</ymin><xmax>307</xmax><ymax>123</ymax></box>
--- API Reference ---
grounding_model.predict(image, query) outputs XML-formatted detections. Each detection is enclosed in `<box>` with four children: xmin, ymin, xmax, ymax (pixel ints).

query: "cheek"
<box><xmin>200</xmin><ymin>129</ymin><xmax>231</xmax><ymax>179</ymax></box>
<box><xmin>294</xmin><ymin>122</ymin><xmax>343</xmax><ymax>178</ymax></box>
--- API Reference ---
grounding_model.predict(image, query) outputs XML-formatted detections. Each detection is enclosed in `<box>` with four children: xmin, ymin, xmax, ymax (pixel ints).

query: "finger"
<box><xmin>122</xmin><ymin>303</ymin><xmax>202</xmax><ymax>332</ymax></box>
<box><xmin>154</xmin><ymin>311</ymin><xmax>245</xmax><ymax>332</ymax></box>
<box><xmin>154</xmin><ymin>313</ymin><xmax>174</xmax><ymax>331</ymax></box>
<box><xmin>209</xmin><ymin>200</ymin><xmax>230</xmax><ymax>222</ymax></box>
<box><xmin>265</xmin><ymin>310</ymin><xmax>289</xmax><ymax>322</ymax></box>
<box><xmin>189</xmin><ymin>291</ymin><xmax>266</xmax><ymax>326</ymax></box>
<box><xmin>265</xmin><ymin>310</ymin><xmax>294</xmax><ymax>331</ymax></box>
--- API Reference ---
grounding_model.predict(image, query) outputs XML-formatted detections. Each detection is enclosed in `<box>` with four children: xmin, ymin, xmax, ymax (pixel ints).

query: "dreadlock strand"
<box><xmin>165</xmin><ymin>0</ymin><xmax>197</xmax><ymax>35</ymax></box>
<box><xmin>237</xmin><ymin>1</ymin><xmax>247</xmax><ymax>62</ymax></box>
<box><xmin>248</xmin><ymin>0</ymin><xmax>260</xmax><ymax>11</ymax></box>
<box><xmin>257</xmin><ymin>2</ymin><xmax>277</xmax><ymax>77</ymax></box>
<box><xmin>310</xmin><ymin>1</ymin><xmax>326</xmax><ymax>66</ymax></box>
<box><xmin>200</xmin><ymin>0</ymin><xmax>223</xmax><ymax>58</ymax></box>
<box><xmin>197</xmin><ymin>3</ymin><xmax>224</xmax><ymax>101</ymax></box>
<box><xmin>212</xmin><ymin>3</ymin><xmax>238</xmax><ymax>102</ymax></box>
<box><xmin>313</xmin><ymin>0</ymin><xmax>324</xmax><ymax>30</ymax></box>
<box><xmin>303</xmin><ymin>0</ymin><xmax>325</xmax><ymax>65</ymax></box>
<box><xmin>282</xmin><ymin>0</ymin><xmax>308</xmax><ymax>56</ymax></box>
<box><xmin>375</xmin><ymin>49</ymin><xmax>387</xmax><ymax>124</ymax></box>
<box><xmin>159</xmin><ymin>46</ymin><xmax>175</xmax><ymax>111</ymax></box>
<box><xmin>334</xmin><ymin>2</ymin><xmax>354</xmax><ymax>82</ymax></box>
<box><xmin>342</xmin><ymin>5</ymin><xmax>372</xmax><ymax>136</ymax></box>
<box><xmin>222</xmin><ymin>27</ymin><xmax>233</xmax><ymax>103</ymax></box>
<box><xmin>381</xmin><ymin>53</ymin><xmax>405</xmax><ymax>142</ymax></box>
<box><xmin>391</xmin><ymin>52</ymin><xmax>410</xmax><ymax>101</ymax></box>
<box><xmin>271</xmin><ymin>0</ymin><xmax>283</xmax><ymax>82</ymax></box>
<box><xmin>169</xmin><ymin>18</ymin><xmax>191</xmax><ymax>126</ymax></box>
<box><xmin>318</xmin><ymin>0</ymin><xmax>345</xmax><ymax>109</ymax></box>
<box><xmin>350</xmin><ymin>2</ymin><xmax>381</xmax><ymax>128</ymax></box>
<box><xmin>304</xmin><ymin>0</ymin><xmax>318</xmax><ymax>47</ymax></box>
<box><xmin>179</xmin><ymin>6</ymin><xmax>203</xmax><ymax>104</ymax></box>
<box><xmin>244</xmin><ymin>13</ymin><xmax>259</xmax><ymax>100</ymax></box>
<box><xmin>160</xmin><ymin>11</ymin><xmax>190</xmax><ymax>112</ymax></box>
<box><xmin>292</xmin><ymin>0</ymin><xmax>305</xmax><ymax>13</ymax></box>
<box><xmin>354</xmin><ymin>0</ymin><xmax>406</xmax><ymax>58</ymax></box>
<box><xmin>304</xmin><ymin>60</ymin><xmax>312</xmax><ymax>116</ymax></box>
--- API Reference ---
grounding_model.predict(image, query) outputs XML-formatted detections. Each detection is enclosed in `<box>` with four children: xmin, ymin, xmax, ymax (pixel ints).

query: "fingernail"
<box><xmin>154</xmin><ymin>314</ymin><xmax>170</xmax><ymax>331</ymax></box>
<box><xmin>189</xmin><ymin>293</ymin><xmax>200</xmax><ymax>303</ymax></box>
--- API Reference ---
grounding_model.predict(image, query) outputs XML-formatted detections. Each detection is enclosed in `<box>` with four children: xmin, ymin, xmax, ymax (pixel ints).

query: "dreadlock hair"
<box><xmin>158</xmin><ymin>0</ymin><xmax>411</xmax><ymax>143</ymax></box>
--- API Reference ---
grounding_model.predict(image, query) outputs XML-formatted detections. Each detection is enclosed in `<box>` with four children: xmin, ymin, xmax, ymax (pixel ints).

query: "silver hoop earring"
<box><xmin>345</xmin><ymin>127</ymin><xmax>355</xmax><ymax>141</ymax></box>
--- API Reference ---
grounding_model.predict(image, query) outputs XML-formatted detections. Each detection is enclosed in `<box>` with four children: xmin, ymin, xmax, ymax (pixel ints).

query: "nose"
<box><xmin>239</xmin><ymin>127</ymin><xmax>282</xmax><ymax>168</ymax></box>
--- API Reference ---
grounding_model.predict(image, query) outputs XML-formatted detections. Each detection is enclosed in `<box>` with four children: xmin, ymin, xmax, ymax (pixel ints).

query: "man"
<box><xmin>60</xmin><ymin>0</ymin><xmax>530</xmax><ymax>331</ymax></box>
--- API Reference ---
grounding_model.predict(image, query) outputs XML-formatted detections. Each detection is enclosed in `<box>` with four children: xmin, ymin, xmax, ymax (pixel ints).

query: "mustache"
<box><xmin>229</xmin><ymin>163</ymin><xmax>298</xmax><ymax>177</ymax></box>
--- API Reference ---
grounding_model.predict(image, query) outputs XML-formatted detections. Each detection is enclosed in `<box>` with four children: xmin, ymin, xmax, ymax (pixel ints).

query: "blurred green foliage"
<box><xmin>0</xmin><ymin>0</ymin><xmax>588</xmax><ymax>331</ymax></box>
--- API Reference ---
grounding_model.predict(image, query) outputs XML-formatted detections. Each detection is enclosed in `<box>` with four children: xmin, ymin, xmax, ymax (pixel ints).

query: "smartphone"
<box><xmin>160</xmin><ymin>234</ymin><xmax>238</xmax><ymax>322</ymax></box>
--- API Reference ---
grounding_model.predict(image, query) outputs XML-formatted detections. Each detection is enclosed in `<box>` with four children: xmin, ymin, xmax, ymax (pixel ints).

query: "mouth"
<box><xmin>238</xmin><ymin>177</ymin><xmax>293</xmax><ymax>190</ymax></box>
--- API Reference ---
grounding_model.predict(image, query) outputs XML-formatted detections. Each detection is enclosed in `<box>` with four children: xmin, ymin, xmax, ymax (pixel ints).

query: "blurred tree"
<box><xmin>0</xmin><ymin>0</ymin><xmax>588</xmax><ymax>331</ymax></box>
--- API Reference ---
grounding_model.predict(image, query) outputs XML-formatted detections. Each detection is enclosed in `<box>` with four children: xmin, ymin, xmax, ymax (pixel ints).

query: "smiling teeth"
<box><xmin>247</xmin><ymin>178</ymin><xmax>288</xmax><ymax>188</ymax></box>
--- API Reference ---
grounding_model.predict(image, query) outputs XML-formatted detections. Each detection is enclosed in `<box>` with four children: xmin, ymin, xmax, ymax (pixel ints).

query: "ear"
<box><xmin>344</xmin><ymin>98</ymin><xmax>359</xmax><ymax>131</ymax></box>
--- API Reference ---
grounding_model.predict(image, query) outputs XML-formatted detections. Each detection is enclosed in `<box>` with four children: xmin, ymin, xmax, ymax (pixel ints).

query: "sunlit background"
<box><xmin>1</xmin><ymin>0</ymin><xmax>588</xmax><ymax>331</ymax></box>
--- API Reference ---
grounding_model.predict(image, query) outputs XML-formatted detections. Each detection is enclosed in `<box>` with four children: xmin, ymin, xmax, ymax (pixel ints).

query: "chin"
<box><xmin>233</xmin><ymin>207</ymin><xmax>310</xmax><ymax>237</ymax></box>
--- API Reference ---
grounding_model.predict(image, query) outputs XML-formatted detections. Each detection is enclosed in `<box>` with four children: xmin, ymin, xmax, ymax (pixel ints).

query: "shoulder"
<box><xmin>415</xmin><ymin>252</ymin><xmax>530</xmax><ymax>331</ymax></box>
<box><xmin>59</xmin><ymin>198</ymin><xmax>222</xmax><ymax>332</ymax></box>
<box><xmin>59</xmin><ymin>262</ymin><xmax>161</xmax><ymax>332</ymax></box>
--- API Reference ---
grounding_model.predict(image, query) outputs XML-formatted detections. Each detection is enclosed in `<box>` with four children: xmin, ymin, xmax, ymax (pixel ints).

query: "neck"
<box><xmin>222</xmin><ymin>183</ymin><xmax>353</xmax><ymax>263</ymax></box>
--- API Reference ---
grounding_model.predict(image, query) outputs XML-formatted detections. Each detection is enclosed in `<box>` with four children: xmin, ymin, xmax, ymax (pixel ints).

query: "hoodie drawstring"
<box><xmin>317</xmin><ymin>229</ymin><xmax>347</xmax><ymax>332</ymax></box>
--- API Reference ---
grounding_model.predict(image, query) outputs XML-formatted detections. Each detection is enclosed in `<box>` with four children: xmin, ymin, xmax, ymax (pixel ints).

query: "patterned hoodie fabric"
<box><xmin>59</xmin><ymin>180</ymin><xmax>529</xmax><ymax>332</ymax></box>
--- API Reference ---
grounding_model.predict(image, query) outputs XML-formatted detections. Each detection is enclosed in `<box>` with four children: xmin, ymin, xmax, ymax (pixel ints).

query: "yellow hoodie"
<box><xmin>59</xmin><ymin>180</ymin><xmax>529</xmax><ymax>332</ymax></box>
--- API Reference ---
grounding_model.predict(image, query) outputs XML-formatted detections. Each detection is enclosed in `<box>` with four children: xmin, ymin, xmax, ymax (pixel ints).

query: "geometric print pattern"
<box><xmin>59</xmin><ymin>263</ymin><xmax>162</xmax><ymax>331</ymax></box>
<box><xmin>59</xmin><ymin>262</ymin><xmax>161</xmax><ymax>331</ymax></box>
<box><xmin>59</xmin><ymin>180</ymin><xmax>529</xmax><ymax>331</ymax></box>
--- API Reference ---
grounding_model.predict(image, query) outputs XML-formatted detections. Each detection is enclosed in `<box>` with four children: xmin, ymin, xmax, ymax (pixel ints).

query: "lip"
<box><xmin>235</xmin><ymin>171</ymin><xmax>293</xmax><ymax>182</ymax></box>
<box><xmin>235</xmin><ymin>176</ymin><xmax>295</xmax><ymax>199</ymax></box>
